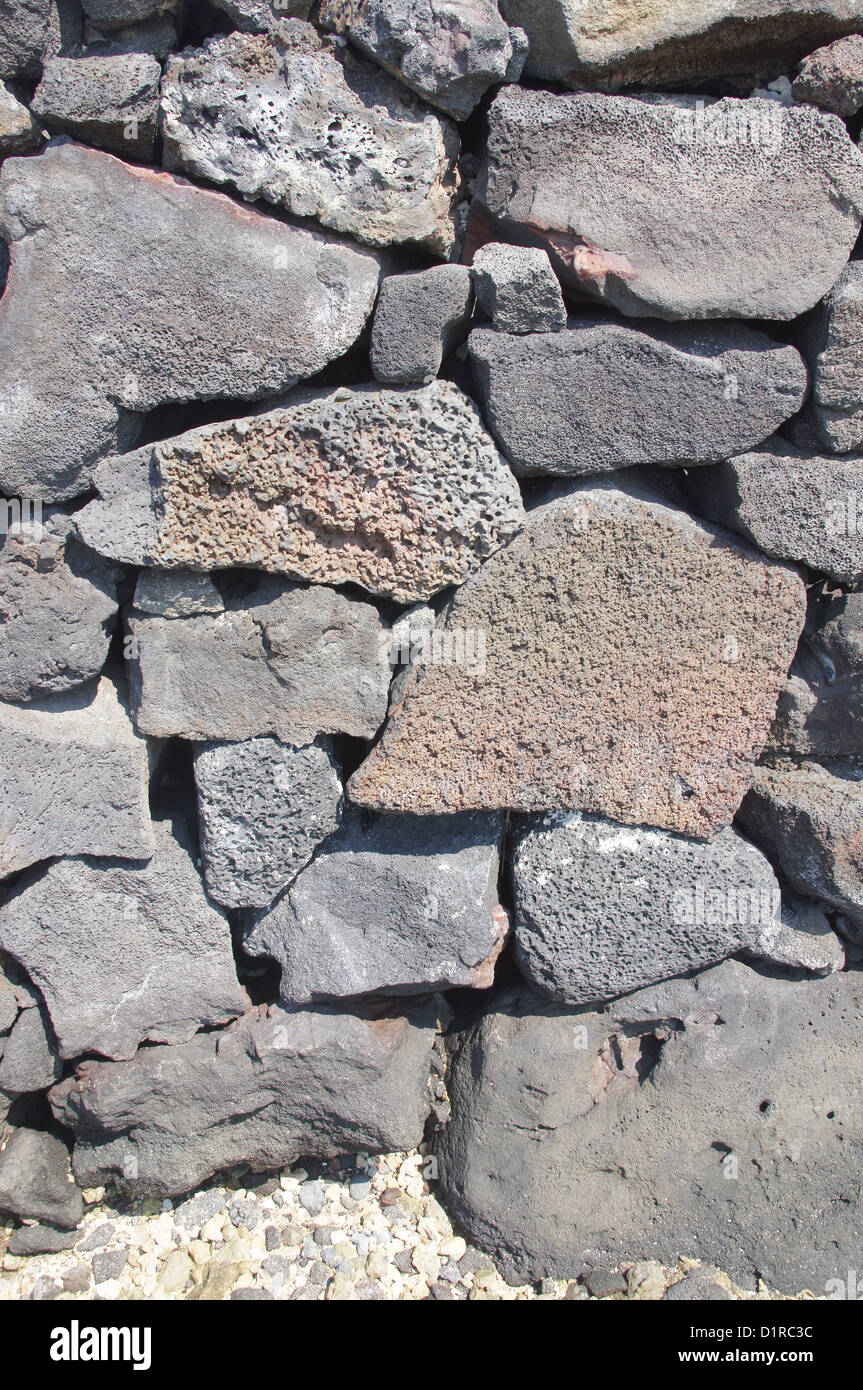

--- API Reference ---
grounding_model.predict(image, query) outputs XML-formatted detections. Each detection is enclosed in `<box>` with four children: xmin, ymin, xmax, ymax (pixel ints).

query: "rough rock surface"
<box><xmin>0</xmin><ymin>142</ymin><xmax>380</xmax><ymax>501</ymax></box>
<box><xmin>469</xmin><ymin>321</ymin><xmax>807</xmax><ymax>476</ymax></box>
<box><xmin>349</xmin><ymin>482</ymin><xmax>806</xmax><ymax>838</ymax></box>
<box><xmin>511</xmin><ymin>811</ymin><xmax>781</xmax><ymax>1005</ymax></box>
<box><xmin>0</xmin><ymin>514</ymin><xmax>121</xmax><ymax>702</ymax></box>
<box><xmin>0</xmin><ymin>821</ymin><xmax>247</xmax><ymax>1062</ymax></box>
<box><xmin>0</xmin><ymin>1128</ymin><xmax>83</xmax><ymax>1229</ymax></box>
<box><xmin>75</xmin><ymin>382</ymin><xmax>525</xmax><ymax>603</ymax></box>
<box><xmin>739</xmin><ymin>762</ymin><xmax>863</xmax><ymax>927</ymax></box>
<box><xmin>793</xmin><ymin>33</ymin><xmax>863</xmax><ymax>115</ymax></box>
<box><xmin>0</xmin><ymin>965</ymin><xmax>16</xmax><ymax>1036</ymax></box>
<box><xmin>246</xmin><ymin>808</ymin><xmax>507</xmax><ymax>1003</ymax></box>
<box><xmin>128</xmin><ymin>579</ymin><xmax>391</xmax><ymax>743</ymax></box>
<box><xmin>130</xmin><ymin>570</ymin><xmax>223</xmax><ymax>620</ymax></box>
<box><xmin>0</xmin><ymin>0</ymin><xmax>51</xmax><ymax>79</ymax></box>
<box><xmin>689</xmin><ymin>440</ymin><xmax>863</xmax><ymax>583</ymax></box>
<box><xmin>0</xmin><ymin>998</ymin><xmax>61</xmax><ymax>1092</ymax></box>
<box><xmin>0</xmin><ymin>676</ymin><xmax>154</xmax><ymax>877</ymax></box>
<box><xmin>194</xmin><ymin>738</ymin><xmax>343</xmax><ymax>911</ymax></box>
<box><xmin>210</xmin><ymin>0</ymin><xmax>312</xmax><ymax>31</ymax></box>
<box><xmin>745</xmin><ymin>893</ymin><xmax>845</xmax><ymax>976</ymax></box>
<box><xmin>160</xmin><ymin>24</ymin><xmax>461</xmax><ymax>255</ymax></box>
<box><xmin>477</xmin><ymin>87</ymin><xmax>863</xmax><ymax>320</ymax></box>
<box><xmin>31</xmin><ymin>53</ymin><xmax>162</xmax><ymax>158</ymax></box>
<box><xmin>499</xmin><ymin>0</ymin><xmax>861</xmax><ymax>89</ymax></box>
<box><xmin>0</xmin><ymin>82</ymin><xmax>42</xmax><ymax>155</ymax></box>
<box><xmin>768</xmin><ymin>588</ymin><xmax>863</xmax><ymax>761</ymax></box>
<box><xmin>436</xmin><ymin>959</ymin><xmax>863</xmax><ymax>1289</ymax></box>
<box><xmin>50</xmin><ymin>1001</ymin><xmax>438</xmax><ymax>1196</ymax></box>
<box><xmin>801</xmin><ymin>258</ymin><xmax>863</xmax><ymax>453</ymax></box>
<box><xmin>370</xmin><ymin>267</ymin><xmax>473</xmax><ymax>385</ymax></box>
<box><xmin>318</xmin><ymin>0</ymin><xmax>527</xmax><ymax>120</ymax></box>
<box><xmin>80</xmin><ymin>0</ymin><xmax>179</xmax><ymax>29</ymax></box>
<box><xmin>471</xmin><ymin>242</ymin><xmax>566</xmax><ymax>335</ymax></box>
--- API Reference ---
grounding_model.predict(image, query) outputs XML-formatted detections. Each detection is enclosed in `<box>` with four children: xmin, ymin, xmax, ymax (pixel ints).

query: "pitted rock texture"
<box><xmin>245</xmin><ymin>808</ymin><xmax>508</xmax><ymax>1003</ymax></box>
<box><xmin>768</xmin><ymin>588</ymin><xmax>863</xmax><ymax>761</ymax></box>
<box><xmin>318</xmin><ymin>0</ymin><xmax>527</xmax><ymax>120</ymax></box>
<box><xmin>801</xmin><ymin>258</ymin><xmax>863</xmax><ymax>453</ymax></box>
<box><xmin>499</xmin><ymin>0</ymin><xmax>861</xmax><ymax>89</ymax></box>
<box><xmin>0</xmin><ymin>513</ymin><xmax>121</xmax><ymax>702</ymax></box>
<box><xmin>194</xmin><ymin>737</ymin><xmax>343</xmax><ymax>911</ymax></box>
<box><xmin>471</xmin><ymin>242</ymin><xmax>566</xmax><ymax>335</ymax></box>
<box><xmin>50</xmin><ymin>1001</ymin><xmax>438</xmax><ymax>1197</ymax></box>
<box><xmin>511</xmin><ymin>812</ymin><xmax>781</xmax><ymax>1005</ymax></box>
<box><xmin>160</xmin><ymin>23</ymin><xmax>461</xmax><ymax>255</ymax></box>
<box><xmin>75</xmin><ymin>382</ymin><xmax>525</xmax><ymax>603</ymax></box>
<box><xmin>793</xmin><ymin>32</ymin><xmax>863</xmax><ymax>114</ymax></box>
<box><xmin>0</xmin><ymin>1128</ymin><xmax>83</xmax><ymax>1230</ymax></box>
<box><xmin>80</xmin><ymin>0</ymin><xmax>179</xmax><ymax>29</ymax></box>
<box><xmin>349</xmin><ymin>482</ymin><xmax>806</xmax><ymax>838</ymax></box>
<box><xmin>0</xmin><ymin>676</ymin><xmax>154</xmax><ymax>877</ymax></box>
<box><xmin>0</xmin><ymin>0</ymin><xmax>51</xmax><ymax>79</ymax></box>
<box><xmin>128</xmin><ymin>578</ymin><xmax>391</xmax><ymax>743</ymax></box>
<box><xmin>690</xmin><ymin>440</ymin><xmax>863</xmax><ymax>583</ymax></box>
<box><xmin>31</xmin><ymin>53</ymin><xmax>162</xmax><ymax>159</ymax></box>
<box><xmin>0</xmin><ymin>82</ymin><xmax>41</xmax><ymax>155</ymax></box>
<box><xmin>469</xmin><ymin>320</ymin><xmax>807</xmax><ymax>476</ymax></box>
<box><xmin>435</xmin><ymin>959</ymin><xmax>863</xmax><ymax>1290</ymax></box>
<box><xmin>739</xmin><ymin>761</ymin><xmax>863</xmax><ymax>927</ymax></box>
<box><xmin>0</xmin><ymin>820</ymin><xmax>247</xmax><ymax>1062</ymax></box>
<box><xmin>370</xmin><ymin>266</ymin><xmax>473</xmax><ymax>385</ymax></box>
<box><xmin>0</xmin><ymin>142</ymin><xmax>380</xmax><ymax>501</ymax></box>
<box><xmin>210</xmin><ymin>0</ymin><xmax>313</xmax><ymax>31</ymax></box>
<box><xmin>477</xmin><ymin>87</ymin><xmax>863</xmax><ymax>320</ymax></box>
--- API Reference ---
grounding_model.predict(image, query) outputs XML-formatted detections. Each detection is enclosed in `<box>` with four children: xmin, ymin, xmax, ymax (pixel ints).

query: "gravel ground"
<box><xmin>0</xmin><ymin>1145</ymin><xmax>818</xmax><ymax>1302</ymax></box>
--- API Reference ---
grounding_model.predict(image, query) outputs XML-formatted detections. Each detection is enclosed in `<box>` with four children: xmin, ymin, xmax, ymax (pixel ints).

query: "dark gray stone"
<box><xmin>0</xmin><ymin>82</ymin><xmax>42</xmax><ymax>155</ymax></box>
<box><xmin>469</xmin><ymin>320</ymin><xmax>807</xmax><ymax>476</ymax></box>
<box><xmin>768</xmin><ymin>588</ymin><xmax>863</xmax><ymax>761</ymax></box>
<box><xmin>793</xmin><ymin>34</ymin><xmax>863</xmax><ymax>116</ymax></box>
<box><xmin>663</xmin><ymin>1275</ymin><xmax>732</xmax><ymax>1301</ymax></box>
<box><xmin>32</xmin><ymin>53</ymin><xmax>160</xmax><ymax>157</ymax></box>
<box><xmin>92</xmin><ymin>1247</ymin><xmax>128</xmax><ymax>1283</ymax></box>
<box><xmin>800</xmin><ymin>259</ymin><xmax>863</xmax><ymax>453</ymax></box>
<box><xmin>370</xmin><ymin>266</ymin><xmax>472</xmax><ymax>385</ymax></box>
<box><xmin>471</xmin><ymin>243</ymin><xmax>566</xmax><ymax>335</ymax></box>
<box><xmin>0</xmin><ymin>0</ymin><xmax>51</xmax><ymax>79</ymax></box>
<box><xmin>0</xmin><ymin>1128</ymin><xmax>83</xmax><ymax>1229</ymax></box>
<box><xmin>0</xmin><ymin>998</ymin><xmax>61</xmax><ymax>1092</ymax></box>
<box><xmin>80</xmin><ymin>0</ymin><xmax>179</xmax><ymax>30</ymax></box>
<box><xmin>245</xmin><ymin>808</ymin><xmax>508</xmax><ymax>1003</ymax></box>
<box><xmin>7</xmin><ymin>1222</ymin><xmax>80</xmax><ymax>1255</ymax></box>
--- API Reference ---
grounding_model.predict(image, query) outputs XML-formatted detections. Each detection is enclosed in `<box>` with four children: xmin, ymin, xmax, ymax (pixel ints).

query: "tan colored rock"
<box><xmin>348</xmin><ymin>481</ymin><xmax>806</xmax><ymax>839</ymax></box>
<box><xmin>75</xmin><ymin>382</ymin><xmax>525</xmax><ymax>604</ymax></box>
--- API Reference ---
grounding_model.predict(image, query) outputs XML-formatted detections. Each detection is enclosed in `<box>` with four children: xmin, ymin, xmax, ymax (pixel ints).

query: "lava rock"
<box><xmin>0</xmin><ymin>820</ymin><xmax>247</xmax><ymax>1061</ymax></box>
<box><xmin>370</xmin><ymin>267</ymin><xmax>473</xmax><ymax>385</ymax></box>
<box><xmin>209</xmin><ymin>0</ymin><xmax>312</xmax><ymax>31</ymax></box>
<box><xmin>0</xmin><ymin>676</ymin><xmax>154</xmax><ymax>877</ymax></box>
<box><xmin>0</xmin><ymin>141</ymin><xmax>380</xmax><ymax>501</ymax></box>
<box><xmin>477</xmin><ymin>87</ymin><xmax>863</xmax><ymax>320</ymax></box>
<box><xmin>75</xmin><ymin>382</ymin><xmax>525</xmax><ymax>603</ymax></box>
<box><xmin>80</xmin><ymin>0</ymin><xmax>179</xmax><ymax>29</ymax></box>
<box><xmin>0</xmin><ymin>0</ymin><xmax>51</xmax><ymax>80</ymax></box>
<box><xmin>194</xmin><ymin>737</ymin><xmax>343</xmax><ymax>911</ymax></box>
<box><xmin>739</xmin><ymin>761</ymin><xmax>863</xmax><ymax>927</ymax></box>
<box><xmin>318</xmin><ymin>0</ymin><xmax>527</xmax><ymax>120</ymax></box>
<box><xmin>800</xmin><ymin>258</ymin><xmax>863</xmax><ymax>453</ymax></box>
<box><xmin>245</xmin><ymin>808</ymin><xmax>508</xmax><ymax>1002</ymax></box>
<box><xmin>767</xmin><ymin>588</ymin><xmax>863</xmax><ymax>761</ymax></box>
<box><xmin>7</xmin><ymin>1222</ymin><xmax>80</xmax><ymax>1255</ymax></box>
<box><xmin>793</xmin><ymin>33</ymin><xmax>863</xmax><ymax>116</ymax></box>
<box><xmin>511</xmin><ymin>811</ymin><xmax>781</xmax><ymax>1005</ymax></box>
<box><xmin>744</xmin><ymin>893</ymin><xmax>845</xmax><ymax>976</ymax></box>
<box><xmin>348</xmin><ymin>480</ymin><xmax>806</xmax><ymax>839</ymax></box>
<box><xmin>31</xmin><ymin>53</ymin><xmax>161</xmax><ymax>158</ymax></box>
<box><xmin>127</xmin><ymin>578</ymin><xmax>391</xmax><ymax>744</ymax></box>
<box><xmin>469</xmin><ymin>320</ymin><xmax>807</xmax><ymax>476</ymax></box>
<box><xmin>0</xmin><ymin>82</ymin><xmax>42</xmax><ymax>155</ymax></box>
<box><xmin>471</xmin><ymin>242</ymin><xmax>566</xmax><ymax>335</ymax></box>
<box><xmin>0</xmin><ymin>1128</ymin><xmax>83</xmax><ymax>1229</ymax></box>
<box><xmin>160</xmin><ymin>23</ymin><xmax>461</xmax><ymax>255</ymax></box>
<box><xmin>0</xmin><ymin>512</ymin><xmax>121</xmax><ymax>702</ymax></box>
<box><xmin>435</xmin><ymin>958</ymin><xmax>863</xmax><ymax>1290</ymax></box>
<box><xmin>689</xmin><ymin>440</ymin><xmax>863</xmax><ymax>583</ymax></box>
<box><xmin>50</xmin><ymin>1001</ymin><xmax>438</xmax><ymax>1196</ymax></box>
<box><xmin>0</xmin><ymin>997</ymin><xmax>61</xmax><ymax>1092</ymax></box>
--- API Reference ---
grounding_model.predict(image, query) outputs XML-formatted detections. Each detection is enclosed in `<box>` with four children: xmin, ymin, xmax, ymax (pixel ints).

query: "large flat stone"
<box><xmin>50</xmin><ymin>1000</ymin><xmax>438</xmax><ymax>1196</ymax></box>
<box><xmin>435</xmin><ymin>959</ymin><xmax>863</xmax><ymax>1290</ymax></box>
<box><xmin>245</xmin><ymin>808</ymin><xmax>507</xmax><ymax>1003</ymax></box>
<box><xmin>499</xmin><ymin>0</ymin><xmax>861</xmax><ymax>89</ymax></box>
<box><xmin>477</xmin><ymin>87</ymin><xmax>863</xmax><ymax>320</ymax></box>
<box><xmin>469</xmin><ymin>320</ymin><xmax>807</xmax><ymax>476</ymax></box>
<box><xmin>511</xmin><ymin>812</ymin><xmax>780</xmax><ymax>1005</ymax></box>
<box><xmin>689</xmin><ymin>440</ymin><xmax>863</xmax><ymax>583</ymax></box>
<box><xmin>0</xmin><ymin>820</ymin><xmax>247</xmax><ymax>1062</ymax></box>
<box><xmin>161</xmin><ymin>22</ymin><xmax>461</xmax><ymax>255</ymax></box>
<box><xmin>0</xmin><ymin>142</ymin><xmax>380</xmax><ymax>501</ymax></box>
<box><xmin>128</xmin><ymin>578</ymin><xmax>391</xmax><ymax>743</ymax></box>
<box><xmin>801</xmin><ymin>258</ymin><xmax>863</xmax><ymax>453</ymax></box>
<box><xmin>0</xmin><ymin>676</ymin><xmax>154</xmax><ymax>877</ymax></box>
<box><xmin>75</xmin><ymin>382</ymin><xmax>525</xmax><ymax>603</ymax></box>
<box><xmin>0</xmin><ymin>513</ymin><xmax>121</xmax><ymax>702</ymax></box>
<box><xmin>349</xmin><ymin>481</ymin><xmax>806</xmax><ymax>839</ymax></box>
<box><xmin>194</xmin><ymin>737</ymin><xmax>343</xmax><ymax>911</ymax></box>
